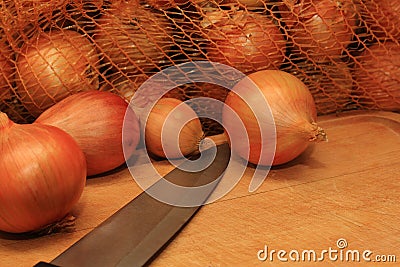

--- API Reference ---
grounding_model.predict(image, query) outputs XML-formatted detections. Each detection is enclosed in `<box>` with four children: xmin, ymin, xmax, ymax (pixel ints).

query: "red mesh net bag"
<box><xmin>0</xmin><ymin>0</ymin><xmax>399</xmax><ymax>134</ymax></box>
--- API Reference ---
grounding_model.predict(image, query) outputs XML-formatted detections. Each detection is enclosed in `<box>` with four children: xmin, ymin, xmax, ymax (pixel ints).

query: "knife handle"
<box><xmin>33</xmin><ymin>262</ymin><xmax>59</xmax><ymax>267</ymax></box>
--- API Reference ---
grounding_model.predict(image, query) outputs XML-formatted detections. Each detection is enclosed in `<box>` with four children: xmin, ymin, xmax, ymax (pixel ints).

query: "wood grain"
<box><xmin>1</xmin><ymin>111</ymin><xmax>399</xmax><ymax>266</ymax></box>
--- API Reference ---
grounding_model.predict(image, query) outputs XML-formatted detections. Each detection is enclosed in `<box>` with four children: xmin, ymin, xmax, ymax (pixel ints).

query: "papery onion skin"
<box><xmin>223</xmin><ymin>0</ymin><xmax>265</xmax><ymax>8</ymax></box>
<box><xmin>223</xmin><ymin>70</ymin><xmax>326</xmax><ymax>166</ymax></box>
<box><xmin>94</xmin><ymin>1</ymin><xmax>173</xmax><ymax>75</ymax></box>
<box><xmin>353</xmin><ymin>42</ymin><xmax>400</xmax><ymax>112</ymax></box>
<box><xmin>11</xmin><ymin>0</ymin><xmax>67</xmax><ymax>15</ymax></box>
<box><xmin>145</xmin><ymin>98</ymin><xmax>204</xmax><ymax>159</ymax></box>
<box><xmin>36</xmin><ymin>91</ymin><xmax>140</xmax><ymax>176</ymax></box>
<box><xmin>360</xmin><ymin>0</ymin><xmax>400</xmax><ymax>40</ymax></box>
<box><xmin>145</xmin><ymin>0</ymin><xmax>188</xmax><ymax>10</ymax></box>
<box><xmin>100</xmin><ymin>73</ymin><xmax>185</xmax><ymax>102</ymax></box>
<box><xmin>0</xmin><ymin>39</ymin><xmax>14</xmax><ymax>102</ymax></box>
<box><xmin>202</xmin><ymin>10</ymin><xmax>286</xmax><ymax>74</ymax></box>
<box><xmin>0</xmin><ymin>112</ymin><xmax>86</xmax><ymax>234</ymax></box>
<box><xmin>280</xmin><ymin>0</ymin><xmax>358</xmax><ymax>62</ymax></box>
<box><xmin>288</xmin><ymin>60</ymin><xmax>353</xmax><ymax>115</ymax></box>
<box><xmin>15</xmin><ymin>29</ymin><xmax>99</xmax><ymax>117</ymax></box>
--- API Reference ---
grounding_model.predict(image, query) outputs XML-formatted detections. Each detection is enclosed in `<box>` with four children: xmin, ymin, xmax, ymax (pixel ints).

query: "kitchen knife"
<box><xmin>37</xmin><ymin>143</ymin><xmax>230</xmax><ymax>267</ymax></box>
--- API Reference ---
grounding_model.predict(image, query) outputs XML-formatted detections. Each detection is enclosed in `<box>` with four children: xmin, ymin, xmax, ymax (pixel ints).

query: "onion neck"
<box><xmin>198</xmin><ymin>132</ymin><xmax>229</xmax><ymax>151</ymax></box>
<box><xmin>309</xmin><ymin>122</ymin><xmax>328</xmax><ymax>142</ymax></box>
<box><xmin>0</xmin><ymin>112</ymin><xmax>12</xmax><ymax>130</ymax></box>
<box><xmin>190</xmin><ymin>132</ymin><xmax>229</xmax><ymax>155</ymax></box>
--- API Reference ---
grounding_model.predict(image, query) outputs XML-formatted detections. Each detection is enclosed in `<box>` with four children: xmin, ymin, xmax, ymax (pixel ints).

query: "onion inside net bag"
<box><xmin>0</xmin><ymin>0</ymin><xmax>398</xmax><ymax>135</ymax></box>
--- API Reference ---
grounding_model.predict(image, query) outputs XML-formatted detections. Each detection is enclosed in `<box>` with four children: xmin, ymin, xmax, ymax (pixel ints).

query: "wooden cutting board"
<box><xmin>1</xmin><ymin>110</ymin><xmax>399</xmax><ymax>267</ymax></box>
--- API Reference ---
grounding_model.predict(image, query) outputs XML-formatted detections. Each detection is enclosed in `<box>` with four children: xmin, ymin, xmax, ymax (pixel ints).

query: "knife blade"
<box><xmin>42</xmin><ymin>143</ymin><xmax>230</xmax><ymax>267</ymax></box>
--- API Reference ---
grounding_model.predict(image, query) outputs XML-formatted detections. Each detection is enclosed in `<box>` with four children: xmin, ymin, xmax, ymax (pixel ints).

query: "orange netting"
<box><xmin>0</xmin><ymin>0</ymin><xmax>399</xmax><ymax>135</ymax></box>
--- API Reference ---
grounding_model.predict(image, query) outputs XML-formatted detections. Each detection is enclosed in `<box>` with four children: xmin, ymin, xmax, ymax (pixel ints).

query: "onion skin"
<box><xmin>15</xmin><ymin>29</ymin><xmax>99</xmax><ymax>117</ymax></box>
<box><xmin>281</xmin><ymin>0</ymin><xmax>358</xmax><ymax>62</ymax></box>
<box><xmin>223</xmin><ymin>70</ymin><xmax>326</xmax><ymax>166</ymax></box>
<box><xmin>94</xmin><ymin>1</ymin><xmax>173</xmax><ymax>74</ymax></box>
<box><xmin>145</xmin><ymin>98</ymin><xmax>204</xmax><ymax>159</ymax></box>
<box><xmin>36</xmin><ymin>91</ymin><xmax>140</xmax><ymax>176</ymax></box>
<box><xmin>100</xmin><ymin>73</ymin><xmax>185</xmax><ymax>102</ymax></box>
<box><xmin>145</xmin><ymin>0</ymin><xmax>188</xmax><ymax>9</ymax></box>
<box><xmin>11</xmin><ymin>0</ymin><xmax>67</xmax><ymax>15</ymax></box>
<box><xmin>0</xmin><ymin>112</ymin><xmax>86</xmax><ymax>234</ymax></box>
<box><xmin>353</xmin><ymin>42</ymin><xmax>400</xmax><ymax>112</ymax></box>
<box><xmin>202</xmin><ymin>9</ymin><xmax>286</xmax><ymax>74</ymax></box>
<box><xmin>360</xmin><ymin>0</ymin><xmax>400</xmax><ymax>40</ymax></box>
<box><xmin>0</xmin><ymin>39</ymin><xmax>14</xmax><ymax>102</ymax></box>
<box><xmin>288</xmin><ymin>60</ymin><xmax>353</xmax><ymax>115</ymax></box>
<box><xmin>223</xmin><ymin>0</ymin><xmax>265</xmax><ymax>8</ymax></box>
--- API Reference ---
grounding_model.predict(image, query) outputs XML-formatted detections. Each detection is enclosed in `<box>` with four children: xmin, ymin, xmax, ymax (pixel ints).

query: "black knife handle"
<box><xmin>33</xmin><ymin>262</ymin><xmax>59</xmax><ymax>267</ymax></box>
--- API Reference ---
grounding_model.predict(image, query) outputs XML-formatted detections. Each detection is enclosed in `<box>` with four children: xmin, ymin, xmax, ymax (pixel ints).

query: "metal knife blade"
<box><xmin>47</xmin><ymin>143</ymin><xmax>230</xmax><ymax>267</ymax></box>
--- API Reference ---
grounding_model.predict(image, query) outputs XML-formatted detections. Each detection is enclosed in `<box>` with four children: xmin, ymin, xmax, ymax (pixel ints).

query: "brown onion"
<box><xmin>0</xmin><ymin>111</ymin><xmax>86</xmax><ymax>234</ymax></box>
<box><xmin>223</xmin><ymin>70</ymin><xmax>327</xmax><ymax>166</ymax></box>
<box><xmin>145</xmin><ymin>0</ymin><xmax>189</xmax><ymax>9</ymax></box>
<box><xmin>55</xmin><ymin>0</ymin><xmax>105</xmax><ymax>35</ymax></box>
<box><xmin>1</xmin><ymin>0</ymin><xmax>68</xmax><ymax>47</ymax></box>
<box><xmin>11</xmin><ymin>0</ymin><xmax>67</xmax><ymax>14</ymax></box>
<box><xmin>353</xmin><ymin>42</ymin><xmax>400</xmax><ymax>112</ymax></box>
<box><xmin>94</xmin><ymin>1</ymin><xmax>174</xmax><ymax>74</ymax></box>
<box><xmin>359</xmin><ymin>0</ymin><xmax>400</xmax><ymax>41</ymax></box>
<box><xmin>15</xmin><ymin>29</ymin><xmax>100</xmax><ymax>117</ymax></box>
<box><xmin>201</xmin><ymin>9</ymin><xmax>286</xmax><ymax>74</ymax></box>
<box><xmin>145</xmin><ymin>98</ymin><xmax>204</xmax><ymax>158</ymax></box>
<box><xmin>287</xmin><ymin>60</ymin><xmax>353</xmax><ymax>114</ymax></box>
<box><xmin>36</xmin><ymin>90</ymin><xmax>140</xmax><ymax>176</ymax></box>
<box><xmin>280</xmin><ymin>0</ymin><xmax>358</xmax><ymax>62</ymax></box>
<box><xmin>0</xmin><ymin>39</ymin><xmax>14</xmax><ymax>102</ymax></box>
<box><xmin>100</xmin><ymin>73</ymin><xmax>185</xmax><ymax>102</ymax></box>
<box><xmin>223</xmin><ymin>0</ymin><xmax>265</xmax><ymax>8</ymax></box>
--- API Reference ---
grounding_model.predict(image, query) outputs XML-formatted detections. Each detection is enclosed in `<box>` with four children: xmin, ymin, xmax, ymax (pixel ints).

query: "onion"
<box><xmin>359</xmin><ymin>0</ymin><xmax>400</xmax><ymax>41</ymax></box>
<box><xmin>15</xmin><ymin>29</ymin><xmax>100</xmax><ymax>117</ymax></box>
<box><xmin>287</xmin><ymin>60</ymin><xmax>353</xmax><ymax>114</ymax></box>
<box><xmin>223</xmin><ymin>70</ymin><xmax>327</xmax><ymax>166</ymax></box>
<box><xmin>145</xmin><ymin>98</ymin><xmax>204</xmax><ymax>159</ymax></box>
<box><xmin>100</xmin><ymin>73</ymin><xmax>185</xmax><ymax>102</ymax></box>
<box><xmin>94</xmin><ymin>1</ymin><xmax>174</xmax><ymax>75</ymax></box>
<box><xmin>201</xmin><ymin>9</ymin><xmax>286</xmax><ymax>74</ymax></box>
<box><xmin>36</xmin><ymin>90</ymin><xmax>140</xmax><ymax>176</ymax></box>
<box><xmin>11</xmin><ymin>0</ymin><xmax>67</xmax><ymax>14</ymax></box>
<box><xmin>353</xmin><ymin>42</ymin><xmax>400</xmax><ymax>112</ymax></box>
<box><xmin>1</xmin><ymin>0</ymin><xmax>68</xmax><ymax>47</ymax></box>
<box><xmin>223</xmin><ymin>0</ymin><xmax>265</xmax><ymax>8</ymax></box>
<box><xmin>0</xmin><ymin>111</ymin><xmax>86</xmax><ymax>234</ymax></box>
<box><xmin>145</xmin><ymin>0</ymin><xmax>189</xmax><ymax>10</ymax></box>
<box><xmin>55</xmin><ymin>0</ymin><xmax>105</xmax><ymax>35</ymax></box>
<box><xmin>280</xmin><ymin>0</ymin><xmax>358</xmax><ymax>62</ymax></box>
<box><xmin>0</xmin><ymin>39</ymin><xmax>14</xmax><ymax>102</ymax></box>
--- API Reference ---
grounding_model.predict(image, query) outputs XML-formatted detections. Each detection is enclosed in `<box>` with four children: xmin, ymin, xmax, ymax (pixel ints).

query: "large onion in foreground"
<box><xmin>0</xmin><ymin>112</ymin><xmax>86</xmax><ymax>234</ymax></box>
<box><xmin>15</xmin><ymin>29</ymin><xmax>99</xmax><ymax>117</ymax></box>
<box><xmin>223</xmin><ymin>70</ymin><xmax>327</xmax><ymax>166</ymax></box>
